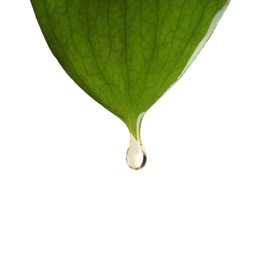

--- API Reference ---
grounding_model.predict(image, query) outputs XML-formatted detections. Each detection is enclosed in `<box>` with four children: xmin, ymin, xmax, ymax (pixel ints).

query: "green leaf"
<box><xmin>30</xmin><ymin>0</ymin><xmax>230</xmax><ymax>139</ymax></box>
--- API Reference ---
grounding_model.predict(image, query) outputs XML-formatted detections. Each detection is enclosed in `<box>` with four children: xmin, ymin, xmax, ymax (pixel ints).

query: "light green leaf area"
<box><xmin>31</xmin><ymin>0</ymin><xmax>230</xmax><ymax>138</ymax></box>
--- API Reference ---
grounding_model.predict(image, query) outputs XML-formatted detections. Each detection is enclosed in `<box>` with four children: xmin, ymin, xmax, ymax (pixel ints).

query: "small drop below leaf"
<box><xmin>126</xmin><ymin>134</ymin><xmax>147</xmax><ymax>170</ymax></box>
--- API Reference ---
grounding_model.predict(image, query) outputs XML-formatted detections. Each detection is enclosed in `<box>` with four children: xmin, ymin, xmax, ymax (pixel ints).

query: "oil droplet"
<box><xmin>126</xmin><ymin>134</ymin><xmax>147</xmax><ymax>170</ymax></box>
<box><xmin>126</xmin><ymin>112</ymin><xmax>147</xmax><ymax>170</ymax></box>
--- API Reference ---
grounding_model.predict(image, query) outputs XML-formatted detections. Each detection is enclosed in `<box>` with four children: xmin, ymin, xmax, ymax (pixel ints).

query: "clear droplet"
<box><xmin>126</xmin><ymin>134</ymin><xmax>147</xmax><ymax>170</ymax></box>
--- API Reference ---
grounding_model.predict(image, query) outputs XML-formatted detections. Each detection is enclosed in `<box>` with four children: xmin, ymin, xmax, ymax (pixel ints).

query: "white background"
<box><xmin>0</xmin><ymin>1</ymin><xmax>260</xmax><ymax>259</ymax></box>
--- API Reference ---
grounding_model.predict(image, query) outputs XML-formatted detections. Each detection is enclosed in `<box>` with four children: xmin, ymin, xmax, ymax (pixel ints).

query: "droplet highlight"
<box><xmin>126</xmin><ymin>134</ymin><xmax>147</xmax><ymax>170</ymax></box>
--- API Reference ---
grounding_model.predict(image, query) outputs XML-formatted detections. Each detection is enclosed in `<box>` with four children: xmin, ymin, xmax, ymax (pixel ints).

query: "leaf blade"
<box><xmin>30</xmin><ymin>0</ymin><xmax>230</xmax><ymax>137</ymax></box>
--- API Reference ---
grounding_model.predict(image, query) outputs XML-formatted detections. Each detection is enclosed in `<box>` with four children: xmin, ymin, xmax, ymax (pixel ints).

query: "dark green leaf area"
<box><xmin>31</xmin><ymin>0</ymin><xmax>229</xmax><ymax>136</ymax></box>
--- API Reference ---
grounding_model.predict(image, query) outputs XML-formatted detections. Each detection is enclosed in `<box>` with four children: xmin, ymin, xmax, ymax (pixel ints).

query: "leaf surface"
<box><xmin>31</xmin><ymin>0</ymin><xmax>230</xmax><ymax>138</ymax></box>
